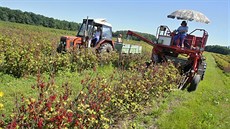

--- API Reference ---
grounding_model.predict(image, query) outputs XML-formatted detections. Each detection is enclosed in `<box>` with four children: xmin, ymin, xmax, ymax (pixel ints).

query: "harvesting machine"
<box><xmin>127</xmin><ymin>26</ymin><xmax>208</xmax><ymax>92</ymax></box>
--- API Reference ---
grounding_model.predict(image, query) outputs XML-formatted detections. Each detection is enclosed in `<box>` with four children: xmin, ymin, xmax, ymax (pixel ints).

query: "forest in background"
<box><xmin>205</xmin><ymin>45</ymin><xmax>230</xmax><ymax>55</ymax></box>
<box><xmin>0</xmin><ymin>7</ymin><xmax>80</xmax><ymax>31</ymax></box>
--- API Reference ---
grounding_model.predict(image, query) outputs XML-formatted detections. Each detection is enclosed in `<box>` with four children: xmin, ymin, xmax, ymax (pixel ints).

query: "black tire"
<box><xmin>99</xmin><ymin>43</ymin><xmax>113</xmax><ymax>53</ymax></box>
<box><xmin>187</xmin><ymin>75</ymin><xmax>201</xmax><ymax>92</ymax></box>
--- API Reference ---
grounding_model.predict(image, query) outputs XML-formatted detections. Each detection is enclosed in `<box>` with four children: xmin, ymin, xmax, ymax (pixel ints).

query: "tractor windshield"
<box><xmin>77</xmin><ymin>20</ymin><xmax>94</xmax><ymax>37</ymax></box>
<box><xmin>77</xmin><ymin>19</ymin><xmax>112</xmax><ymax>41</ymax></box>
<box><xmin>102</xmin><ymin>25</ymin><xmax>112</xmax><ymax>40</ymax></box>
<box><xmin>77</xmin><ymin>23</ymin><xmax>86</xmax><ymax>36</ymax></box>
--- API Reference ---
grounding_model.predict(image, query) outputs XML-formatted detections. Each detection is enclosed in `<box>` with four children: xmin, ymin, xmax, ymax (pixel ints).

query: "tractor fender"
<box><xmin>95</xmin><ymin>39</ymin><xmax>114</xmax><ymax>50</ymax></box>
<box><xmin>73</xmin><ymin>37</ymin><xmax>82</xmax><ymax>46</ymax></box>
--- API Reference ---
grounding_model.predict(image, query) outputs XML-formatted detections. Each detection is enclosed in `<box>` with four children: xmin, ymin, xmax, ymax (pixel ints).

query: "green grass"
<box><xmin>127</xmin><ymin>52</ymin><xmax>230</xmax><ymax>128</ymax></box>
<box><xmin>0</xmin><ymin>64</ymin><xmax>116</xmax><ymax>118</ymax></box>
<box><xmin>160</xmin><ymin>52</ymin><xmax>229</xmax><ymax>128</ymax></box>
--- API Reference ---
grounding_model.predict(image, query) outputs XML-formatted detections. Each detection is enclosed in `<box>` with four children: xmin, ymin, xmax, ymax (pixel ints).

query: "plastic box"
<box><xmin>158</xmin><ymin>35</ymin><xmax>172</xmax><ymax>46</ymax></box>
<box><xmin>115</xmin><ymin>43</ymin><xmax>142</xmax><ymax>54</ymax></box>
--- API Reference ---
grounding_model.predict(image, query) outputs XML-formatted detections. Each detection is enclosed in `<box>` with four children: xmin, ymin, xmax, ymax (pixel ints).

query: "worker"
<box><xmin>92</xmin><ymin>27</ymin><xmax>102</xmax><ymax>46</ymax></box>
<box><xmin>173</xmin><ymin>21</ymin><xmax>188</xmax><ymax>47</ymax></box>
<box><xmin>117</xmin><ymin>34</ymin><xmax>123</xmax><ymax>43</ymax></box>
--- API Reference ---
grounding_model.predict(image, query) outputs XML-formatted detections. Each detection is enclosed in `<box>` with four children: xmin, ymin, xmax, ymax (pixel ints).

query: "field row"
<box><xmin>212</xmin><ymin>53</ymin><xmax>230</xmax><ymax>72</ymax></box>
<box><xmin>0</xmin><ymin>21</ymin><xmax>181</xmax><ymax>128</ymax></box>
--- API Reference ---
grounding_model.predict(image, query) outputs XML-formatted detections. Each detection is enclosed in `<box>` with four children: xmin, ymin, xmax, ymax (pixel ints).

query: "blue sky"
<box><xmin>0</xmin><ymin>0</ymin><xmax>229</xmax><ymax>46</ymax></box>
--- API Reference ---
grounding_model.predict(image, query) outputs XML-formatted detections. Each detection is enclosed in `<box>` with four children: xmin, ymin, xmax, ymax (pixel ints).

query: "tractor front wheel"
<box><xmin>57</xmin><ymin>43</ymin><xmax>65</xmax><ymax>53</ymax></box>
<box><xmin>99</xmin><ymin>43</ymin><xmax>113</xmax><ymax>53</ymax></box>
<box><xmin>187</xmin><ymin>74</ymin><xmax>201</xmax><ymax>92</ymax></box>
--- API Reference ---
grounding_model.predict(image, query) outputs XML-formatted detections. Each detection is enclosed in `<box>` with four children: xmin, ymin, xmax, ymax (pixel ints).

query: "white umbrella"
<box><xmin>167</xmin><ymin>9</ymin><xmax>210</xmax><ymax>24</ymax></box>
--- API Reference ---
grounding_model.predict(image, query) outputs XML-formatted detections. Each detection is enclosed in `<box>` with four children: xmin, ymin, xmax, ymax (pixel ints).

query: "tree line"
<box><xmin>0</xmin><ymin>6</ymin><xmax>156</xmax><ymax>41</ymax></box>
<box><xmin>0</xmin><ymin>6</ymin><xmax>81</xmax><ymax>31</ymax></box>
<box><xmin>205</xmin><ymin>45</ymin><xmax>230</xmax><ymax>55</ymax></box>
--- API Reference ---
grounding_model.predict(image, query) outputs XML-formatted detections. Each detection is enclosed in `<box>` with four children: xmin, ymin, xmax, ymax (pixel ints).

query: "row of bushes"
<box><xmin>0</xmin><ymin>21</ymin><xmax>154</xmax><ymax>77</ymax></box>
<box><xmin>1</xmin><ymin>35</ymin><xmax>152</xmax><ymax>77</ymax></box>
<box><xmin>0</xmin><ymin>62</ymin><xmax>180</xmax><ymax>128</ymax></box>
<box><xmin>212</xmin><ymin>54</ymin><xmax>230</xmax><ymax>72</ymax></box>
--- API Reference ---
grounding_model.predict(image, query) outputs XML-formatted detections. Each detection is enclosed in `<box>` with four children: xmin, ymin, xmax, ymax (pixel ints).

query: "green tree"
<box><xmin>0</xmin><ymin>9</ymin><xmax>8</xmax><ymax>21</ymax></box>
<box><xmin>205</xmin><ymin>45</ymin><xmax>230</xmax><ymax>55</ymax></box>
<box><xmin>0</xmin><ymin>6</ymin><xmax>80</xmax><ymax>31</ymax></box>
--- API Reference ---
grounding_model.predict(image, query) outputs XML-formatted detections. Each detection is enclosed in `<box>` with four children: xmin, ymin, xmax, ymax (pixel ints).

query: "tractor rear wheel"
<box><xmin>187</xmin><ymin>74</ymin><xmax>201</xmax><ymax>92</ymax></box>
<box><xmin>99</xmin><ymin>43</ymin><xmax>113</xmax><ymax>53</ymax></box>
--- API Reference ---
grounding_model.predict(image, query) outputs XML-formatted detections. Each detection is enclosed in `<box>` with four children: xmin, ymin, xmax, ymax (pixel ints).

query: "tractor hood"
<box><xmin>60</xmin><ymin>36</ymin><xmax>82</xmax><ymax>44</ymax></box>
<box><xmin>61</xmin><ymin>36</ymin><xmax>78</xmax><ymax>40</ymax></box>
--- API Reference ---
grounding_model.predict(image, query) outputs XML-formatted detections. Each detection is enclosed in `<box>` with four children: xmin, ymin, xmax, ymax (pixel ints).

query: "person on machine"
<box><xmin>117</xmin><ymin>34</ymin><xmax>123</xmax><ymax>43</ymax></box>
<box><xmin>92</xmin><ymin>27</ymin><xmax>102</xmax><ymax>47</ymax></box>
<box><xmin>173</xmin><ymin>21</ymin><xmax>188</xmax><ymax>48</ymax></box>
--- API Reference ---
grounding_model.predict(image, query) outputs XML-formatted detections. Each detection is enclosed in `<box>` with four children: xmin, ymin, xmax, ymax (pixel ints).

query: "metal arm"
<box><xmin>126</xmin><ymin>30</ymin><xmax>155</xmax><ymax>46</ymax></box>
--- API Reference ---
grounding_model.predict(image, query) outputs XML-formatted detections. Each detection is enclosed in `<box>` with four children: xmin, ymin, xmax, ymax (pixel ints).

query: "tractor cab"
<box><xmin>57</xmin><ymin>18</ymin><xmax>114</xmax><ymax>53</ymax></box>
<box><xmin>77</xmin><ymin>19</ymin><xmax>113</xmax><ymax>43</ymax></box>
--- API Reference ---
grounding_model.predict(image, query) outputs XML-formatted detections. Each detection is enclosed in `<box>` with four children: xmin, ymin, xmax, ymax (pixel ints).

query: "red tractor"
<box><xmin>57</xmin><ymin>18</ymin><xmax>114</xmax><ymax>53</ymax></box>
<box><xmin>127</xmin><ymin>26</ymin><xmax>208</xmax><ymax>92</ymax></box>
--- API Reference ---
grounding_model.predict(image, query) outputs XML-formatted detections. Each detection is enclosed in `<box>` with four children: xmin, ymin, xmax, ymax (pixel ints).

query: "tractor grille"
<box><xmin>60</xmin><ymin>37</ymin><xmax>67</xmax><ymax>45</ymax></box>
<box><xmin>57</xmin><ymin>37</ymin><xmax>67</xmax><ymax>53</ymax></box>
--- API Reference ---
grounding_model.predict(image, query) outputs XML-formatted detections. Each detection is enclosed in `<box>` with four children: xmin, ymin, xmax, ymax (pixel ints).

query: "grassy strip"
<box><xmin>157</xmin><ymin>52</ymin><xmax>230</xmax><ymax>128</ymax></box>
<box><xmin>128</xmin><ymin>52</ymin><xmax>230</xmax><ymax>128</ymax></box>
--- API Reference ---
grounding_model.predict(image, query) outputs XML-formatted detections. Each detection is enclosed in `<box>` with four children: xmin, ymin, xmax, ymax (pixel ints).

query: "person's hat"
<box><xmin>181</xmin><ymin>21</ymin><xmax>187</xmax><ymax>25</ymax></box>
